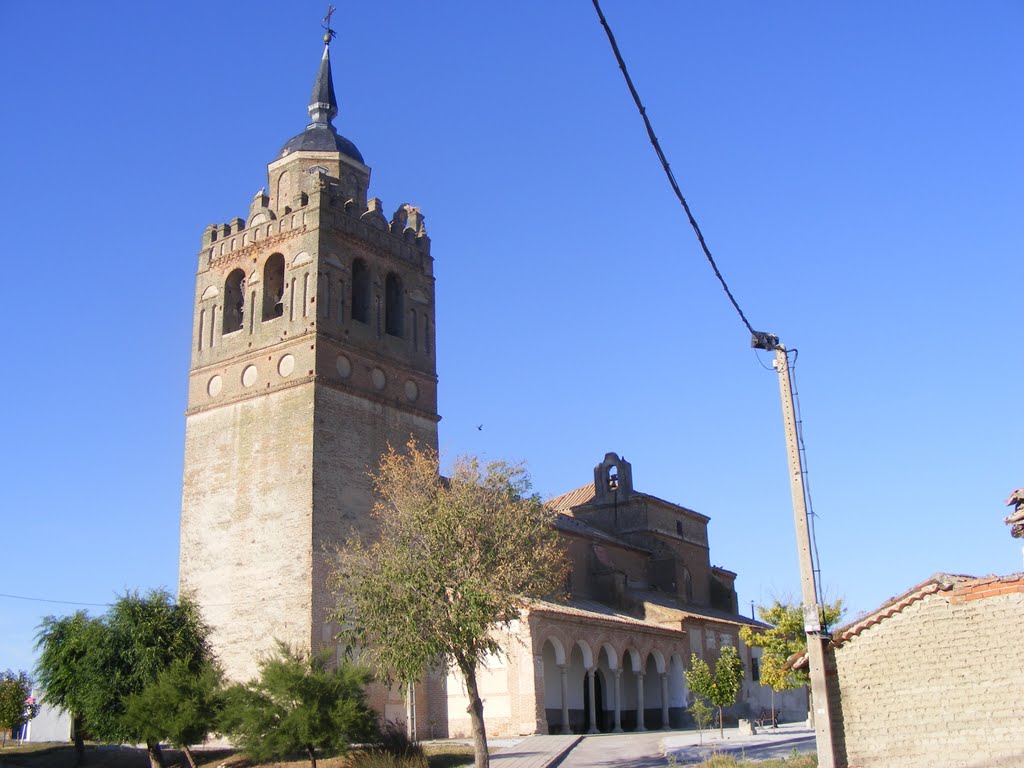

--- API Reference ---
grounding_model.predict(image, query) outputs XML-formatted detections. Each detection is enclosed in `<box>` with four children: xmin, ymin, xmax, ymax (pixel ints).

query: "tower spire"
<box><xmin>277</xmin><ymin>5</ymin><xmax>364</xmax><ymax>163</ymax></box>
<box><xmin>308</xmin><ymin>5</ymin><xmax>339</xmax><ymax>127</ymax></box>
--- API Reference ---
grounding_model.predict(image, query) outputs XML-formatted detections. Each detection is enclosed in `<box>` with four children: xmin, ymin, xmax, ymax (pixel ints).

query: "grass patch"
<box><xmin>0</xmin><ymin>742</ymin><xmax>476</xmax><ymax>768</ymax></box>
<box><xmin>690</xmin><ymin>753</ymin><xmax>817</xmax><ymax>768</ymax></box>
<box><xmin>421</xmin><ymin>742</ymin><xmax>474</xmax><ymax>768</ymax></box>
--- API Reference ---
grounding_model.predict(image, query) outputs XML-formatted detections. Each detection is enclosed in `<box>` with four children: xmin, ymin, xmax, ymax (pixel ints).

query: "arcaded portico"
<box><xmin>530</xmin><ymin>602</ymin><xmax>689</xmax><ymax>733</ymax></box>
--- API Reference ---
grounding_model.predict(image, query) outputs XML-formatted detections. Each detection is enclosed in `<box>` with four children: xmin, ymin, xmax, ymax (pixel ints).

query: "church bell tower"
<box><xmin>179</xmin><ymin>24</ymin><xmax>439</xmax><ymax>680</ymax></box>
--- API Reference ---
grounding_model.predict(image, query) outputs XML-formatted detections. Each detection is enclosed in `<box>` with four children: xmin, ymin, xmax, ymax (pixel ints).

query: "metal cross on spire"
<box><xmin>322</xmin><ymin>5</ymin><xmax>337</xmax><ymax>45</ymax></box>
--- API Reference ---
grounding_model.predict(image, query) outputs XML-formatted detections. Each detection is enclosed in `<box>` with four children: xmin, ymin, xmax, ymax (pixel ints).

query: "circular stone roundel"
<box><xmin>278</xmin><ymin>354</ymin><xmax>295</xmax><ymax>377</ymax></box>
<box><xmin>371</xmin><ymin>367</ymin><xmax>387</xmax><ymax>391</ymax></box>
<box><xmin>207</xmin><ymin>375</ymin><xmax>223</xmax><ymax>397</ymax></box>
<box><xmin>241</xmin><ymin>365</ymin><xmax>259</xmax><ymax>388</ymax></box>
<box><xmin>336</xmin><ymin>354</ymin><xmax>352</xmax><ymax>378</ymax></box>
<box><xmin>404</xmin><ymin>379</ymin><xmax>419</xmax><ymax>402</ymax></box>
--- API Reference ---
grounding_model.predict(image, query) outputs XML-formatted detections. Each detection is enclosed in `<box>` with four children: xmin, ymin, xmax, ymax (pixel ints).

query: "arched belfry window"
<box><xmin>262</xmin><ymin>254</ymin><xmax>285</xmax><ymax>321</ymax></box>
<box><xmin>385</xmin><ymin>272</ymin><xmax>404</xmax><ymax>337</ymax></box>
<box><xmin>223</xmin><ymin>269</ymin><xmax>246</xmax><ymax>334</ymax></box>
<box><xmin>352</xmin><ymin>259</ymin><xmax>370</xmax><ymax>324</ymax></box>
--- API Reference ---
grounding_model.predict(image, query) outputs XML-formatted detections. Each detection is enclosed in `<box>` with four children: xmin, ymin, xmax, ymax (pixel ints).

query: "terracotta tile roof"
<box><xmin>551</xmin><ymin>513</ymin><xmax>648</xmax><ymax>553</ymax></box>
<box><xmin>546</xmin><ymin>484</ymin><xmax>597</xmax><ymax>511</ymax></box>
<box><xmin>524</xmin><ymin>597</ymin><xmax>684</xmax><ymax>634</ymax></box>
<box><xmin>634</xmin><ymin>589</ymin><xmax>768</xmax><ymax>629</ymax></box>
<box><xmin>546</xmin><ymin>485</ymin><xmax>709</xmax><ymax>522</ymax></box>
<box><xmin>793</xmin><ymin>572</ymin><xmax>1024</xmax><ymax>668</ymax></box>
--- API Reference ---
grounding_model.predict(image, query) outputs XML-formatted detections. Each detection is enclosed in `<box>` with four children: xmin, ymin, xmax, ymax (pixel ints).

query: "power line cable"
<box><xmin>590</xmin><ymin>0</ymin><xmax>757</xmax><ymax>337</ymax></box>
<box><xmin>0</xmin><ymin>592</ymin><xmax>111</xmax><ymax>608</ymax></box>
<box><xmin>0</xmin><ymin>591</ymin><xmax>307</xmax><ymax>609</ymax></box>
<box><xmin>590</xmin><ymin>2</ymin><xmax>832</xmax><ymax>619</ymax></box>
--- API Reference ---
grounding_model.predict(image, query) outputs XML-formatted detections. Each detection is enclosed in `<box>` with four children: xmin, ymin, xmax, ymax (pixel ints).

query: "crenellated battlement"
<box><xmin>199</xmin><ymin>170</ymin><xmax>429</xmax><ymax>272</ymax></box>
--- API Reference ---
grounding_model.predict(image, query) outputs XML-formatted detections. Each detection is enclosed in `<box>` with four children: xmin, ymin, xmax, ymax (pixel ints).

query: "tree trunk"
<box><xmin>145</xmin><ymin>741</ymin><xmax>166</xmax><ymax>768</ymax></box>
<box><xmin>718</xmin><ymin>706</ymin><xmax>724</xmax><ymax>739</ymax></box>
<box><xmin>73</xmin><ymin>714</ymin><xmax>86</xmax><ymax>766</ymax></box>
<box><xmin>459</xmin><ymin>658</ymin><xmax>489</xmax><ymax>768</ymax></box>
<box><xmin>183</xmin><ymin>745</ymin><xmax>199</xmax><ymax>768</ymax></box>
<box><xmin>307</xmin><ymin>743</ymin><xmax>317</xmax><ymax>768</ymax></box>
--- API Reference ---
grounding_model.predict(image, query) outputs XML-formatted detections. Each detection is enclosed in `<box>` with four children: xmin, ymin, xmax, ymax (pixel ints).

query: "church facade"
<box><xmin>179</xmin><ymin>30</ymin><xmax>803</xmax><ymax>738</ymax></box>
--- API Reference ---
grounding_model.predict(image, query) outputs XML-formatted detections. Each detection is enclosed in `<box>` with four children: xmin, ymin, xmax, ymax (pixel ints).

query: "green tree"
<box><xmin>685</xmin><ymin>647</ymin><xmax>744</xmax><ymax>739</ymax></box>
<box><xmin>34</xmin><ymin>611</ymin><xmax>103</xmax><ymax>764</ymax></box>
<box><xmin>36</xmin><ymin>591</ymin><xmax>213</xmax><ymax>768</ymax></box>
<box><xmin>0</xmin><ymin>670</ymin><xmax>40</xmax><ymax>747</ymax></box>
<box><xmin>739</xmin><ymin>599</ymin><xmax>844</xmax><ymax>721</ymax></box>
<box><xmin>219</xmin><ymin>642</ymin><xmax>376</xmax><ymax>768</ymax></box>
<box><xmin>330</xmin><ymin>442</ymin><xmax>568</xmax><ymax>768</ymax></box>
<box><xmin>123</xmin><ymin>660</ymin><xmax>223</xmax><ymax>768</ymax></box>
<box><xmin>687</xmin><ymin>697</ymin><xmax>714</xmax><ymax>746</ymax></box>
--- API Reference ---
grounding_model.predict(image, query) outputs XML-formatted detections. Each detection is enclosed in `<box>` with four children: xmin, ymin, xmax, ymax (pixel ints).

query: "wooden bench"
<box><xmin>754</xmin><ymin>709</ymin><xmax>779</xmax><ymax>729</ymax></box>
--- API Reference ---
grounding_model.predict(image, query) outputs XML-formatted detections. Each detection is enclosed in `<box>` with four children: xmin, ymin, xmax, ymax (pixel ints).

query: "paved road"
<box><xmin>663</xmin><ymin>723</ymin><xmax>816</xmax><ymax>765</ymax></box>
<box><xmin>556</xmin><ymin>731</ymin><xmax>669</xmax><ymax>768</ymax></box>
<box><xmin>487</xmin><ymin>722</ymin><xmax>816</xmax><ymax>767</ymax></box>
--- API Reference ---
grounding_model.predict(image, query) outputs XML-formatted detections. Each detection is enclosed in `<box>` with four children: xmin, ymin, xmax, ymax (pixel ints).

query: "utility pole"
<box><xmin>752</xmin><ymin>331</ymin><xmax>837</xmax><ymax>768</ymax></box>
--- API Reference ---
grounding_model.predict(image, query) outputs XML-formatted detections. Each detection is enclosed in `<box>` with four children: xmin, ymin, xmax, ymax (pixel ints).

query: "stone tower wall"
<box><xmin>309</xmin><ymin>384</ymin><xmax>439</xmax><ymax>651</ymax></box>
<box><xmin>180</xmin><ymin>383</ymin><xmax>316</xmax><ymax>681</ymax></box>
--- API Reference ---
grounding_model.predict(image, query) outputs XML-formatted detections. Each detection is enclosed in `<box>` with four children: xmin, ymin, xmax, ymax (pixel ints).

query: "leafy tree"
<box><xmin>687</xmin><ymin>697</ymin><xmax>714</xmax><ymax>745</ymax></box>
<box><xmin>34</xmin><ymin>611</ymin><xmax>103</xmax><ymax>763</ymax></box>
<box><xmin>685</xmin><ymin>647</ymin><xmax>744</xmax><ymax>739</ymax></box>
<box><xmin>739</xmin><ymin>599</ymin><xmax>844</xmax><ymax>721</ymax></box>
<box><xmin>330</xmin><ymin>442</ymin><xmax>568</xmax><ymax>768</ymax></box>
<box><xmin>123</xmin><ymin>660</ymin><xmax>223</xmax><ymax>768</ymax></box>
<box><xmin>219</xmin><ymin>642</ymin><xmax>376</xmax><ymax>768</ymax></box>
<box><xmin>0</xmin><ymin>670</ymin><xmax>40</xmax><ymax>747</ymax></box>
<box><xmin>36</xmin><ymin>590</ymin><xmax>213</xmax><ymax>768</ymax></box>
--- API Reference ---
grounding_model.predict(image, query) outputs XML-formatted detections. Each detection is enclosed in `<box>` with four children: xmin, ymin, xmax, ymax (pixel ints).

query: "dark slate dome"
<box><xmin>279</xmin><ymin>124</ymin><xmax>364</xmax><ymax>163</ymax></box>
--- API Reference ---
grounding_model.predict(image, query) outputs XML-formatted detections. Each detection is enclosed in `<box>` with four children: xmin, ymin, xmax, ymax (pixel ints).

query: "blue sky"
<box><xmin>2</xmin><ymin>2</ymin><xmax>1021</xmax><ymax>674</ymax></box>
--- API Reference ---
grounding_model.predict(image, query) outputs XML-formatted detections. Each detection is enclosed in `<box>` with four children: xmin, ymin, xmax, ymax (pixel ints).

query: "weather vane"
<box><xmin>322</xmin><ymin>5</ymin><xmax>337</xmax><ymax>45</ymax></box>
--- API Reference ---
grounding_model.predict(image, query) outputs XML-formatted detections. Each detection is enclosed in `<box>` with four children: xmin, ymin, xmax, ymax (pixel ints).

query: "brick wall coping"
<box><xmin>792</xmin><ymin>571</ymin><xmax>1024</xmax><ymax>669</ymax></box>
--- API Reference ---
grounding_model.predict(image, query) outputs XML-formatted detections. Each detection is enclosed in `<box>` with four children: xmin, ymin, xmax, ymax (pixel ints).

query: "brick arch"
<box><xmin>599</xmin><ymin>642</ymin><xmax>619</xmax><ymax>671</ymax></box>
<box><xmin>573</xmin><ymin>639</ymin><xmax>595</xmax><ymax>670</ymax></box>
<box><xmin>541</xmin><ymin>635</ymin><xmax>567</xmax><ymax>666</ymax></box>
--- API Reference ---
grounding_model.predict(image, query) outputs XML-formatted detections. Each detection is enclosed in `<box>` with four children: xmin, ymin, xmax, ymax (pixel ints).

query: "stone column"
<box><xmin>636</xmin><ymin>672</ymin><xmax>646</xmax><ymax>732</ymax></box>
<box><xmin>559</xmin><ymin>664</ymin><xmax>570</xmax><ymax>734</ymax></box>
<box><xmin>613</xmin><ymin>669</ymin><xmax>623</xmax><ymax>733</ymax></box>
<box><xmin>586</xmin><ymin>668</ymin><xmax>598</xmax><ymax>733</ymax></box>
<box><xmin>660</xmin><ymin>673</ymin><xmax>670</xmax><ymax>730</ymax></box>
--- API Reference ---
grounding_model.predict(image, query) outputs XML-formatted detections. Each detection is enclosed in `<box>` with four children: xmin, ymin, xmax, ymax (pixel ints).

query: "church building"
<box><xmin>178</xmin><ymin>25</ymin><xmax>802</xmax><ymax>738</ymax></box>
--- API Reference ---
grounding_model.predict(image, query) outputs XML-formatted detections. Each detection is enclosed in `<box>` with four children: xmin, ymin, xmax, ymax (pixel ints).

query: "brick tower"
<box><xmin>179</xmin><ymin>30</ymin><xmax>438</xmax><ymax>681</ymax></box>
